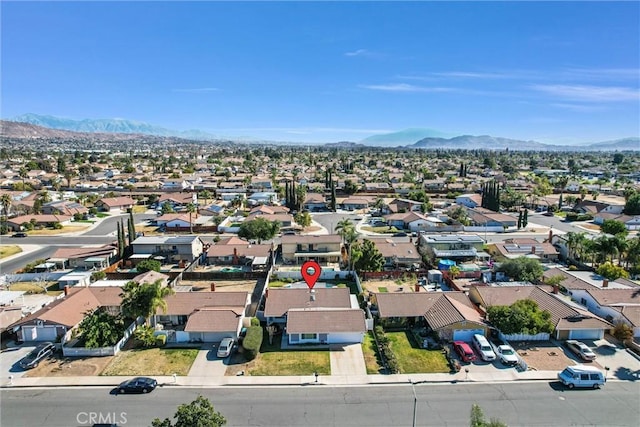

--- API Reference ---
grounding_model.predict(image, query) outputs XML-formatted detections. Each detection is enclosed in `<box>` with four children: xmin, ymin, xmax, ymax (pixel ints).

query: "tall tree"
<box><xmin>0</xmin><ymin>193</ymin><xmax>12</xmax><ymax>234</ymax></box>
<box><xmin>120</xmin><ymin>279</ymin><xmax>174</xmax><ymax>323</ymax></box>
<box><xmin>152</xmin><ymin>395</ymin><xmax>226</xmax><ymax>427</ymax></box>
<box><xmin>352</xmin><ymin>239</ymin><xmax>385</xmax><ymax>273</ymax></box>
<box><xmin>186</xmin><ymin>203</ymin><xmax>196</xmax><ymax>234</ymax></box>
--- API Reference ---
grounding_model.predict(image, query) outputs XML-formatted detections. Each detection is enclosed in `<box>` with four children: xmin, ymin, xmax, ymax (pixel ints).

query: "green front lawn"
<box><xmin>362</xmin><ymin>332</ymin><xmax>384</xmax><ymax>374</ymax></box>
<box><xmin>386</xmin><ymin>331</ymin><xmax>449</xmax><ymax>374</ymax></box>
<box><xmin>247</xmin><ymin>336</ymin><xmax>330</xmax><ymax>376</ymax></box>
<box><xmin>9</xmin><ymin>282</ymin><xmax>63</xmax><ymax>296</ymax></box>
<box><xmin>101</xmin><ymin>348</ymin><xmax>199</xmax><ymax>376</ymax></box>
<box><xmin>0</xmin><ymin>245</ymin><xmax>22</xmax><ymax>259</ymax></box>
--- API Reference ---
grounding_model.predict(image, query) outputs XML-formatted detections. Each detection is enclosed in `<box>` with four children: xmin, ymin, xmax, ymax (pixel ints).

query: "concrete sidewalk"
<box><xmin>1</xmin><ymin>369</ymin><xmax>564</xmax><ymax>389</ymax></box>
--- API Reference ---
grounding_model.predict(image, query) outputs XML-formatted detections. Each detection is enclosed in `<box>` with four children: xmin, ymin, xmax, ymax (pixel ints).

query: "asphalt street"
<box><xmin>1</xmin><ymin>382</ymin><xmax>638</xmax><ymax>427</ymax></box>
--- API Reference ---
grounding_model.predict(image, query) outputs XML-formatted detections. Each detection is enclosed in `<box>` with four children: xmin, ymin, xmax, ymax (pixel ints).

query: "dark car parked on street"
<box><xmin>19</xmin><ymin>342</ymin><xmax>56</xmax><ymax>369</ymax></box>
<box><xmin>116</xmin><ymin>377</ymin><xmax>158</xmax><ymax>394</ymax></box>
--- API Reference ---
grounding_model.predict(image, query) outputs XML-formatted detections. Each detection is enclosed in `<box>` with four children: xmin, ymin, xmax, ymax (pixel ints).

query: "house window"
<box><xmin>301</xmin><ymin>333</ymin><xmax>317</xmax><ymax>340</ymax></box>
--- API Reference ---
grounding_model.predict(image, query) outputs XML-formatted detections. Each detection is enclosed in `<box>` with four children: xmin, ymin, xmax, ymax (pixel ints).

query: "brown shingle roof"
<box><xmin>585</xmin><ymin>288</ymin><xmax>640</xmax><ymax>306</ymax></box>
<box><xmin>424</xmin><ymin>296</ymin><xmax>485</xmax><ymax>330</ymax></box>
<box><xmin>472</xmin><ymin>285</ymin><xmax>612</xmax><ymax>330</ymax></box>
<box><xmin>264</xmin><ymin>288</ymin><xmax>351</xmax><ymax>317</ymax></box>
<box><xmin>133</xmin><ymin>270</ymin><xmax>170</xmax><ymax>285</ymax></box>
<box><xmin>50</xmin><ymin>245</ymin><xmax>117</xmax><ymax>260</ymax></box>
<box><xmin>286</xmin><ymin>308</ymin><xmax>366</xmax><ymax>334</ymax></box>
<box><xmin>281</xmin><ymin>234</ymin><xmax>342</xmax><ymax>245</ymax></box>
<box><xmin>161</xmin><ymin>292</ymin><xmax>248</xmax><ymax>316</ymax></box>
<box><xmin>542</xmin><ymin>268</ymin><xmax>596</xmax><ymax>291</ymax></box>
<box><xmin>11</xmin><ymin>287</ymin><xmax>122</xmax><ymax>329</ymax></box>
<box><xmin>375</xmin><ymin>292</ymin><xmax>475</xmax><ymax>318</ymax></box>
<box><xmin>97</xmin><ymin>196</ymin><xmax>135</xmax><ymax>208</ymax></box>
<box><xmin>184</xmin><ymin>308</ymin><xmax>243</xmax><ymax>332</ymax></box>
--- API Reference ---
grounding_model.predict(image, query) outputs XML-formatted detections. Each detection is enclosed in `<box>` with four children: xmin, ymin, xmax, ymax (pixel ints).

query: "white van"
<box><xmin>558</xmin><ymin>365</ymin><xmax>606</xmax><ymax>389</ymax></box>
<box><xmin>472</xmin><ymin>334</ymin><xmax>496</xmax><ymax>361</ymax></box>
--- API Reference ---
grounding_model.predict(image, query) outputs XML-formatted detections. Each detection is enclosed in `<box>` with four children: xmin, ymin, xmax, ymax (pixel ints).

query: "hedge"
<box><xmin>242</xmin><ymin>326</ymin><xmax>263</xmax><ymax>361</ymax></box>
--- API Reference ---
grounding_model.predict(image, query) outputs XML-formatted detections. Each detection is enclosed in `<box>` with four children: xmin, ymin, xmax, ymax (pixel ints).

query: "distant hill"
<box><xmin>4</xmin><ymin>114</ymin><xmax>638</xmax><ymax>151</ymax></box>
<box><xmin>11</xmin><ymin>113</ymin><xmax>219</xmax><ymax>140</ymax></box>
<box><xmin>582</xmin><ymin>137</ymin><xmax>640</xmax><ymax>151</ymax></box>
<box><xmin>410</xmin><ymin>135</ymin><xmax>550</xmax><ymax>151</ymax></box>
<box><xmin>359</xmin><ymin>128</ymin><xmax>453</xmax><ymax>147</ymax></box>
<box><xmin>0</xmin><ymin>120</ymin><xmax>136</xmax><ymax>140</ymax></box>
<box><xmin>409</xmin><ymin>135</ymin><xmax>640</xmax><ymax>151</ymax></box>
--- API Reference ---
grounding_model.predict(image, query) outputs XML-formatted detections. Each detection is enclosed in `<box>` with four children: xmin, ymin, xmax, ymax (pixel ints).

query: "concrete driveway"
<box><xmin>588</xmin><ymin>339</ymin><xmax>640</xmax><ymax>381</ymax></box>
<box><xmin>0</xmin><ymin>343</ymin><xmax>37</xmax><ymax>379</ymax></box>
<box><xmin>329</xmin><ymin>343</ymin><xmax>366</xmax><ymax>376</ymax></box>
<box><xmin>187</xmin><ymin>344</ymin><xmax>230</xmax><ymax>377</ymax></box>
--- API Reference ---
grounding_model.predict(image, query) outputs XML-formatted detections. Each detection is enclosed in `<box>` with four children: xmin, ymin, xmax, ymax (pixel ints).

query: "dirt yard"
<box><xmin>176</xmin><ymin>280</ymin><xmax>258</xmax><ymax>293</ymax></box>
<box><xmin>514</xmin><ymin>341</ymin><xmax>581</xmax><ymax>371</ymax></box>
<box><xmin>362</xmin><ymin>279</ymin><xmax>419</xmax><ymax>294</ymax></box>
<box><xmin>24</xmin><ymin>355</ymin><xmax>114</xmax><ymax>377</ymax></box>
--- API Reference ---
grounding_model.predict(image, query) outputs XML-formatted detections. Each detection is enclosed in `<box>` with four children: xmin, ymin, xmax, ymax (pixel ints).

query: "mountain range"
<box><xmin>3</xmin><ymin>114</ymin><xmax>639</xmax><ymax>151</ymax></box>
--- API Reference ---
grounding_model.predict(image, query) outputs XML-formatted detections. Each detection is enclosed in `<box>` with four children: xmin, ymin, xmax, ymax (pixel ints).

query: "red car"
<box><xmin>453</xmin><ymin>341</ymin><xmax>477</xmax><ymax>362</ymax></box>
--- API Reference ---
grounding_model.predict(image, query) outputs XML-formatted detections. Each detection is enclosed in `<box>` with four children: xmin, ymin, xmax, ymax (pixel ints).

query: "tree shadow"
<box><xmin>614</xmin><ymin>366</ymin><xmax>640</xmax><ymax>381</ymax></box>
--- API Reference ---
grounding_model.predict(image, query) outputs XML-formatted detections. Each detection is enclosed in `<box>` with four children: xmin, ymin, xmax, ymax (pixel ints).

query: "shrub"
<box><xmin>135</xmin><ymin>325</ymin><xmax>157</xmax><ymax>348</ymax></box>
<box><xmin>155</xmin><ymin>334</ymin><xmax>167</xmax><ymax>347</ymax></box>
<box><xmin>250</xmin><ymin>317</ymin><xmax>260</xmax><ymax>326</ymax></box>
<box><xmin>242</xmin><ymin>326</ymin><xmax>263</xmax><ymax>361</ymax></box>
<box><xmin>612</xmin><ymin>322</ymin><xmax>634</xmax><ymax>342</ymax></box>
<box><xmin>91</xmin><ymin>271</ymin><xmax>106</xmax><ymax>282</ymax></box>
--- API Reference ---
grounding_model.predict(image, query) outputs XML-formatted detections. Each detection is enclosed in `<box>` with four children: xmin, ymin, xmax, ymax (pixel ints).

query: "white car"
<box><xmin>216</xmin><ymin>338</ymin><xmax>235</xmax><ymax>358</ymax></box>
<box><xmin>495</xmin><ymin>344</ymin><xmax>519</xmax><ymax>366</ymax></box>
<box><xmin>565</xmin><ymin>340</ymin><xmax>596</xmax><ymax>361</ymax></box>
<box><xmin>472</xmin><ymin>334</ymin><xmax>497</xmax><ymax>362</ymax></box>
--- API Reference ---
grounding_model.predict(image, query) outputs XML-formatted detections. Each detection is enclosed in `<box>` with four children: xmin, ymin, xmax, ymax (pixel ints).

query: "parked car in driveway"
<box><xmin>19</xmin><ymin>342</ymin><xmax>55</xmax><ymax>369</ymax></box>
<box><xmin>472</xmin><ymin>334</ymin><xmax>496</xmax><ymax>362</ymax></box>
<box><xmin>217</xmin><ymin>337</ymin><xmax>235</xmax><ymax>358</ymax></box>
<box><xmin>117</xmin><ymin>377</ymin><xmax>158</xmax><ymax>394</ymax></box>
<box><xmin>565</xmin><ymin>340</ymin><xmax>596</xmax><ymax>361</ymax></box>
<box><xmin>453</xmin><ymin>341</ymin><xmax>476</xmax><ymax>362</ymax></box>
<box><xmin>494</xmin><ymin>344</ymin><xmax>519</xmax><ymax>366</ymax></box>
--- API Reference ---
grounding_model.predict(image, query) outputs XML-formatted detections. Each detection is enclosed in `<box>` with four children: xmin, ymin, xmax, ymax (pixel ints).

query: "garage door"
<box><xmin>22</xmin><ymin>326</ymin><xmax>57</xmax><ymax>342</ymax></box>
<box><xmin>453</xmin><ymin>329</ymin><xmax>484</xmax><ymax>342</ymax></box>
<box><xmin>569</xmin><ymin>329</ymin><xmax>604</xmax><ymax>340</ymax></box>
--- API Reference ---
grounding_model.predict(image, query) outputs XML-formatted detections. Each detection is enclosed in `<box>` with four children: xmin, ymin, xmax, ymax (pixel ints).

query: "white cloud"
<box><xmin>530</xmin><ymin>84</ymin><xmax>640</xmax><ymax>102</ymax></box>
<box><xmin>172</xmin><ymin>87</ymin><xmax>219</xmax><ymax>93</ymax></box>
<box><xmin>345</xmin><ymin>49</ymin><xmax>374</xmax><ymax>57</ymax></box>
<box><xmin>550</xmin><ymin>103</ymin><xmax>608</xmax><ymax>113</ymax></box>
<box><xmin>561</xmin><ymin>68</ymin><xmax>640</xmax><ymax>81</ymax></box>
<box><xmin>358</xmin><ymin>83</ymin><xmax>454</xmax><ymax>93</ymax></box>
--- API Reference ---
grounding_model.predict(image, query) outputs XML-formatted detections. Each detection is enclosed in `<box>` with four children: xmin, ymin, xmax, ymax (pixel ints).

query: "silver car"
<box><xmin>217</xmin><ymin>338</ymin><xmax>235</xmax><ymax>358</ymax></box>
<box><xmin>565</xmin><ymin>340</ymin><xmax>596</xmax><ymax>361</ymax></box>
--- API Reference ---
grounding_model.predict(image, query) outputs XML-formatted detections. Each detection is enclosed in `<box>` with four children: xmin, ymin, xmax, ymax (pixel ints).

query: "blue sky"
<box><xmin>2</xmin><ymin>1</ymin><xmax>639</xmax><ymax>144</ymax></box>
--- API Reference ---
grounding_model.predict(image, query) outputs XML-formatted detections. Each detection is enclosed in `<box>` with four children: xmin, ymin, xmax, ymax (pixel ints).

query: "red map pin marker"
<box><xmin>301</xmin><ymin>260</ymin><xmax>322</xmax><ymax>290</ymax></box>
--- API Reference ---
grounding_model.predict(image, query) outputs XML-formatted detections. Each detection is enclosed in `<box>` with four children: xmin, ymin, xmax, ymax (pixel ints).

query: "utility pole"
<box><xmin>409</xmin><ymin>379</ymin><xmax>417</xmax><ymax>427</ymax></box>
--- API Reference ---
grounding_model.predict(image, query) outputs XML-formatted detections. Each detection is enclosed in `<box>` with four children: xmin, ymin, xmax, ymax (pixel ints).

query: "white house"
<box><xmin>455</xmin><ymin>194</ymin><xmax>482</xmax><ymax>208</ymax></box>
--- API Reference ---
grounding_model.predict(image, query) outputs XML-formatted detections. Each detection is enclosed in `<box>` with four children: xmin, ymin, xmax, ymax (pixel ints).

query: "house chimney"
<box><xmin>552</xmin><ymin>284</ymin><xmax>559</xmax><ymax>294</ymax></box>
<box><xmin>531</xmin><ymin>246</ymin><xmax>536</xmax><ymax>254</ymax></box>
<box><xmin>414</xmin><ymin>282</ymin><xmax>420</xmax><ymax>292</ymax></box>
<box><xmin>210</xmin><ymin>282</ymin><xmax>216</xmax><ymax>291</ymax></box>
<box><xmin>265</xmin><ymin>288</ymin><xmax>269</xmax><ymax>298</ymax></box>
<box><xmin>603</xmin><ymin>279</ymin><xmax>609</xmax><ymax>288</ymax></box>
<box><xmin>548</xmin><ymin>229</ymin><xmax>553</xmax><ymax>242</ymax></box>
<box><xmin>64</xmin><ymin>285</ymin><xmax>70</xmax><ymax>296</ymax></box>
<box><xmin>310</xmin><ymin>290</ymin><xmax>316</xmax><ymax>302</ymax></box>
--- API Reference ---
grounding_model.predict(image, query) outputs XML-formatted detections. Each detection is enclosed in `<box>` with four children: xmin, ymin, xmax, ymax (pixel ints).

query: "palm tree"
<box><xmin>199</xmin><ymin>190</ymin><xmax>212</xmax><ymax>206</ymax></box>
<box><xmin>612</xmin><ymin>235</ymin><xmax>629</xmax><ymax>267</ymax></box>
<box><xmin>593</xmin><ymin>235</ymin><xmax>618</xmax><ymax>266</ymax></box>
<box><xmin>121</xmin><ymin>279</ymin><xmax>174</xmax><ymax>324</ymax></box>
<box><xmin>565</xmin><ymin>231</ymin><xmax>586</xmax><ymax>262</ymax></box>
<box><xmin>0</xmin><ymin>193</ymin><xmax>12</xmax><ymax>234</ymax></box>
<box><xmin>334</xmin><ymin>219</ymin><xmax>355</xmax><ymax>241</ymax></box>
<box><xmin>186</xmin><ymin>203</ymin><xmax>196</xmax><ymax>234</ymax></box>
<box><xmin>623</xmin><ymin>237</ymin><xmax>640</xmax><ymax>270</ymax></box>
